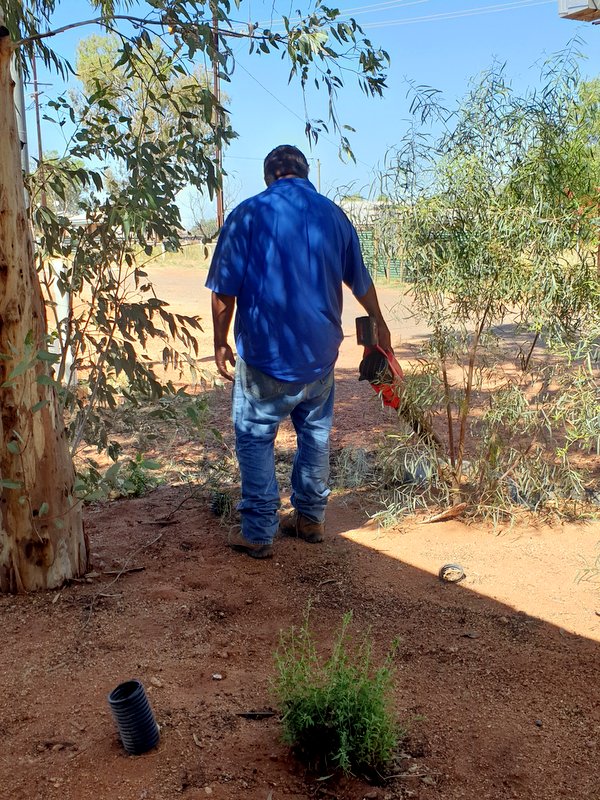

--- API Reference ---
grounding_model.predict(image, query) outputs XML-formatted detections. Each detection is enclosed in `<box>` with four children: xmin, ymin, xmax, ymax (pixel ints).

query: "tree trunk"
<box><xmin>0</xmin><ymin>32</ymin><xmax>87</xmax><ymax>592</ymax></box>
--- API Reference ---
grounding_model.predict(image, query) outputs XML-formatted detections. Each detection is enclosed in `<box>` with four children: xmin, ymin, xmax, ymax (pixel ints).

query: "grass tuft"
<box><xmin>273</xmin><ymin>609</ymin><xmax>401</xmax><ymax>776</ymax></box>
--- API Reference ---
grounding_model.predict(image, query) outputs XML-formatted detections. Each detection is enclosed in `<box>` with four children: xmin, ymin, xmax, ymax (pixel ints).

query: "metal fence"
<box><xmin>356</xmin><ymin>227</ymin><xmax>406</xmax><ymax>282</ymax></box>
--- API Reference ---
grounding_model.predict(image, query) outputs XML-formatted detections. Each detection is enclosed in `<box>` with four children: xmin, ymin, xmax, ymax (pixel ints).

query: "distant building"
<box><xmin>340</xmin><ymin>197</ymin><xmax>407</xmax><ymax>282</ymax></box>
<box><xmin>558</xmin><ymin>0</ymin><xmax>600</xmax><ymax>22</ymax></box>
<box><xmin>340</xmin><ymin>197</ymin><xmax>381</xmax><ymax>225</ymax></box>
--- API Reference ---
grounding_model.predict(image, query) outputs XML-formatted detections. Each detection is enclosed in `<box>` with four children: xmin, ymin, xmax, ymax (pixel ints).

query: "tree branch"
<box><xmin>15</xmin><ymin>15</ymin><xmax>272</xmax><ymax>47</ymax></box>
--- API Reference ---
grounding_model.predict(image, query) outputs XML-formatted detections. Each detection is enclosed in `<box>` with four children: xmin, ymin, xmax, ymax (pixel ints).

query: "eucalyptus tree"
<box><xmin>73</xmin><ymin>32</ymin><xmax>216</xmax><ymax>143</ymax></box>
<box><xmin>0</xmin><ymin>0</ymin><xmax>388</xmax><ymax>591</ymax></box>
<box><xmin>34</xmin><ymin>151</ymin><xmax>86</xmax><ymax>214</ymax></box>
<box><xmin>377</xmin><ymin>51</ymin><xmax>600</xmax><ymax>518</ymax></box>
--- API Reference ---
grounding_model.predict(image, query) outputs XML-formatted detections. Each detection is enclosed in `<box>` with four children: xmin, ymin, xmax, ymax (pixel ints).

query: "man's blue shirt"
<box><xmin>205</xmin><ymin>178</ymin><xmax>373</xmax><ymax>383</ymax></box>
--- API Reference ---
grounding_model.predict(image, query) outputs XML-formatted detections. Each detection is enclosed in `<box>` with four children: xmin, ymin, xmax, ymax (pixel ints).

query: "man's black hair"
<box><xmin>264</xmin><ymin>145</ymin><xmax>309</xmax><ymax>184</ymax></box>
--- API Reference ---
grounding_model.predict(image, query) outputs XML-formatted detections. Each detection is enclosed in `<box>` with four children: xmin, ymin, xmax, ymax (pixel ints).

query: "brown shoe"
<box><xmin>279</xmin><ymin>511</ymin><xmax>324</xmax><ymax>544</ymax></box>
<box><xmin>227</xmin><ymin>528</ymin><xmax>273</xmax><ymax>559</ymax></box>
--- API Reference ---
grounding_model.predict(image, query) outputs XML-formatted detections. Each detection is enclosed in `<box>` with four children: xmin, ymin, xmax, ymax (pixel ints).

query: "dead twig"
<box><xmin>42</xmin><ymin>740</ymin><xmax>76</xmax><ymax>750</ymax></box>
<box><xmin>236</xmin><ymin>710</ymin><xmax>276</xmax><ymax>719</ymax></box>
<box><xmin>158</xmin><ymin>481</ymin><xmax>212</xmax><ymax>522</ymax></box>
<box><xmin>418</xmin><ymin>502</ymin><xmax>468</xmax><ymax>524</ymax></box>
<box><xmin>384</xmin><ymin>770</ymin><xmax>437</xmax><ymax>780</ymax></box>
<box><xmin>102</xmin><ymin>566</ymin><xmax>145</xmax><ymax>576</ymax></box>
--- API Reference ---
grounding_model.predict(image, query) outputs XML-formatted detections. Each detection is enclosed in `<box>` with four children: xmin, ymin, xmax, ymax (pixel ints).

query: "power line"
<box><xmin>232</xmin><ymin>58</ymin><xmax>375</xmax><ymax>169</ymax></box>
<box><xmin>234</xmin><ymin>58</ymin><xmax>307</xmax><ymax>124</ymax></box>
<box><xmin>230</xmin><ymin>59</ymin><xmax>376</xmax><ymax>173</ymax></box>
<box><xmin>253</xmin><ymin>0</ymin><xmax>552</xmax><ymax>32</ymax></box>
<box><xmin>361</xmin><ymin>0</ymin><xmax>554</xmax><ymax>28</ymax></box>
<box><xmin>255</xmin><ymin>0</ymin><xmax>429</xmax><ymax>27</ymax></box>
<box><xmin>344</xmin><ymin>0</ymin><xmax>428</xmax><ymax>15</ymax></box>
<box><xmin>225</xmin><ymin>154</ymin><xmax>322</xmax><ymax>161</ymax></box>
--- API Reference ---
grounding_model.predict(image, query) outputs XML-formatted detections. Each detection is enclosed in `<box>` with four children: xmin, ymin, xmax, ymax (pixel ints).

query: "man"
<box><xmin>206</xmin><ymin>145</ymin><xmax>392</xmax><ymax>559</ymax></box>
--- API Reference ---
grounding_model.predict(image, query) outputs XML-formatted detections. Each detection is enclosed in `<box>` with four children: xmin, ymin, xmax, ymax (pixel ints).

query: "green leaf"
<box><xmin>31</xmin><ymin>399</ymin><xmax>50</xmax><ymax>414</ymax></box>
<box><xmin>140</xmin><ymin>459</ymin><xmax>161</xmax><ymax>470</ymax></box>
<box><xmin>210</xmin><ymin>428</ymin><xmax>224</xmax><ymax>442</ymax></box>
<box><xmin>38</xmin><ymin>502</ymin><xmax>50</xmax><ymax>517</ymax></box>
<box><xmin>6</xmin><ymin>358</ymin><xmax>35</xmax><ymax>381</ymax></box>
<box><xmin>0</xmin><ymin>479</ymin><xmax>23</xmax><ymax>490</ymax></box>
<box><xmin>37</xmin><ymin>350</ymin><xmax>61</xmax><ymax>364</ymax></box>
<box><xmin>36</xmin><ymin>374</ymin><xmax>59</xmax><ymax>388</ymax></box>
<box><xmin>7</xmin><ymin>441</ymin><xmax>20</xmax><ymax>455</ymax></box>
<box><xmin>105</xmin><ymin>463</ymin><xmax>121</xmax><ymax>482</ymax></box>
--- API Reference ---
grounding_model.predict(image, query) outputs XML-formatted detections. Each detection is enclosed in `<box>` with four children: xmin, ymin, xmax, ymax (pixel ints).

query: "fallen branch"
<box><xmin>418</xmin><ymin>502</ymin><xmax>468</xmax><ymax>524</ymax></box>
<box><xmin>236</xmin><ymin>710</ymin><xmax>276</xmax><ymax>720</ymax></box>
<box><xmin>102</xmin><ymin>566</ymin><xmax>145</xmax><ymax>576</ymax></box>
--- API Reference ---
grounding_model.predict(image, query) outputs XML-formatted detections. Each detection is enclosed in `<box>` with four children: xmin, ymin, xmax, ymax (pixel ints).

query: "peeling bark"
<box><xmin>0</xmin><ymin>34</ymin><xmax>87</xmax><ymax>592</ymax></box>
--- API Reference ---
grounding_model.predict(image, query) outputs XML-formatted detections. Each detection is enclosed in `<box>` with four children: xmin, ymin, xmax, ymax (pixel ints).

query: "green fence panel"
<box><xmin>357</xmin><ymin>227</ymin><xmax>408</xmax><ymax>282</ymax></box>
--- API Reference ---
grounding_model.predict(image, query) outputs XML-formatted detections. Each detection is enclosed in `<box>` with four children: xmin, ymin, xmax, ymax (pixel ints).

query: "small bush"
<box><xmin>273</xmin><ymin>610</ymin><xmax>401</xmax><ymax>776</ymax></box>
<box><xmin>119</xmin><ymin>453</ymin><xmax>162</xmax><ymax>497</ymax></box>
<box><xmin>210</xmin><ymin>490</ymin><xmax>233</xmax><ymax>518</ymax></box>
<box><xmin>331</xmin><ymin>446</ymin><xmax>375</xmax><ymax>489</ymax></box>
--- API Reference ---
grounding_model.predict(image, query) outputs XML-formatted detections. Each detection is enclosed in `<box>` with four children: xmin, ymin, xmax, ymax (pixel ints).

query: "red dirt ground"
<box><xmin>1</xmin><ymin>267</ymin><xmax>599</xmax><ymax>800</ymax></box>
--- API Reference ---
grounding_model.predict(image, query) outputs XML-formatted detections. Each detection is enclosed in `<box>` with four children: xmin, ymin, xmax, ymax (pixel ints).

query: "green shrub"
<box><xmin>119</xmin><ymin>453</ymin><xmax>162</xmax><ymax>497</ymax></box>
<box><xmin>273</xmin><ymin>610</ymin><xmax>401</xmax><ymax>776</ymax></box>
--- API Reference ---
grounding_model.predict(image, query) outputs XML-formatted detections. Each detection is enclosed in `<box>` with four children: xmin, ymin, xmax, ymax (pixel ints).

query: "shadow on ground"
<box><xmin>0</xmin><ymin>477</ymin><xmax>598</xmax><ymax>800</ymax></box>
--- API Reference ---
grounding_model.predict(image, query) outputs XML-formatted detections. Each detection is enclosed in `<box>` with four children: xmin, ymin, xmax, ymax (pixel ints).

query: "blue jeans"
<box><xmin>232</xmin><ymin>358</ymin><xmax>335</xmax><ymax>545</ymax></box>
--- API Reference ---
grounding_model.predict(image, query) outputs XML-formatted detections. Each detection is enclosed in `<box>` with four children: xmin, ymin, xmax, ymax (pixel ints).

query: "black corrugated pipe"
<box><xmin>108</xmin><ymin>679</ymin><xmax>160</xmax><ymax>755</ymax></box>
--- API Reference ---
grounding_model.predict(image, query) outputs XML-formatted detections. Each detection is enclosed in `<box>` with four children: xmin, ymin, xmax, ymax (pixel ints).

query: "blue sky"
<box><xmin>26</xmin><ymin>0</ymin><xmax>600</xmax><ymax>224</ymax></box>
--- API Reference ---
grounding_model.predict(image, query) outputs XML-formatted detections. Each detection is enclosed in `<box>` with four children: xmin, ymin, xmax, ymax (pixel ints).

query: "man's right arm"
<box><xmin>211</xmin><ymin>292</ymin><xmax>236</xmax><ymax>381</ymax></box>
<box><xmin>342</xmin><ymin>222</ymin><xmax>393</xmax><ymax>352</ymax></box>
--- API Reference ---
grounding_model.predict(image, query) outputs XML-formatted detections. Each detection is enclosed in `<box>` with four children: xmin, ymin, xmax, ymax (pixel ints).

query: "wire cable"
<box><xmin>362</xmin><ymin>0</ymin><xmax>554</xmax><ymax>29</ymax></box>
<box><xmin>255</xmin><ymin>0</ymin><xmax>429</xmax><ymax>27</ymax></box>
<box><xmin>344</xmin><ymin>0</ymin><xmax>428</xmax><ymax>15</ymax></box>
<box><xmin>234</xmin><ymin>58</ymin><xmax>307</xmax><ymax>125</ymax></box>
<box><xmin>230</xmin><ymin>58</ymin><xmax>374</xmax><ymax>169</ymax></box>
<box><xmin>255</xmin><ymin>0</ymin><xmax>553</xmax><ymax>31</ymax></box>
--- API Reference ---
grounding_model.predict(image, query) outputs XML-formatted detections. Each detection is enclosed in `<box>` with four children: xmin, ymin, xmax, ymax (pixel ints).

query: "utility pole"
<box><xmin>10</xmin><ymin>55</ymin><xmax>29</xmax><ymax>182</ymax></box>
<box><xmin>31</xmin><ymin>56</ymin><xmax>73</xmax><ymax>382</ymax></box>
<box><xmin>212</xmin><ymin>3</ymin><xmax>224</xmax><ymax>228</ymax></box>
<box><xmin>31</xmin><ymin>55</ymin><xmax>47</xmax><ymax>207</ymax></box>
